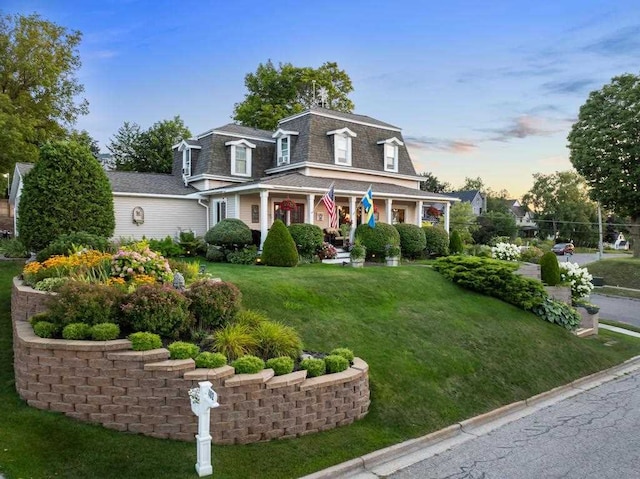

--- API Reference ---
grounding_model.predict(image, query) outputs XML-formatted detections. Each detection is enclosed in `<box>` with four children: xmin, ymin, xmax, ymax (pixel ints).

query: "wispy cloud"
<box><xmin>584</xmin><ymin>25</ymin><xmax>640</xmax><ymax>56</ymax></box>
<box><xmin>405</xmin><ymin>136</ymin><xmax>478</xmax><ymax>153</ymax></box>
<box><xmin>541</xmin><ymin>78</ymin><xmax>598</xmax><ymax>95</ymax></box>
<box><xmin>485</xmin><ymin>115</ymin><xmax>563</xmax><ymax>142</ymax></box>
<box><xmin>85</xmin><ymin>49</ymin><xmax>119</xmax><ymax>60</ymax></box>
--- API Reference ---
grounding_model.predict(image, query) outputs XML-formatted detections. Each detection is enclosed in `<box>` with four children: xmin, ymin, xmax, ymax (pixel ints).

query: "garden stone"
<box><xmin>173</xmin><ymin>272</ymin><xmax>185</xmax><ymax>291</ymax></box>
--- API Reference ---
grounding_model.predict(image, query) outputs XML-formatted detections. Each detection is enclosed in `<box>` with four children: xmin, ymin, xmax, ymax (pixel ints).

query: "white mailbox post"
<box><xmin>188</xmin><ymin>381</ymin><xmax>219</xmax><ymax>477</ymax></box>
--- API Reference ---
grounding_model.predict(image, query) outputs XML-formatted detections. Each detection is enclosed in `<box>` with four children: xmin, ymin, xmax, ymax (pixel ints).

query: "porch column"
<box><xmin>444</xmin><ymin>202</ymin><xmax>451</xmax><ymax>233</ymax></box>
<box><xmin>386</xmin><ymin>198</ymin><xmax>393</xmax><ymax>225</ymax></box>
<box><xmin>349</xmin><ymin>195</ymin><xmax>357</xmax><ymax>242</ymax></box>
<box><xmin>417</xmin><ymin>201</ymin><xmax>424</xmax><ymax>227</ymax></box>
<box><xmin>307</xmin><ymin>194</ymin><xmax>315</xmax><ymax>225</ymax></box>
<box><xmin>259</xmin><ymin>190</ymin><xmax>269</xmax><ymax>249</ymax></box>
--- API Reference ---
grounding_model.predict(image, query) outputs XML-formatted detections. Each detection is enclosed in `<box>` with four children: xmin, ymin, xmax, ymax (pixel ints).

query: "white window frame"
<box><xmin>175</xmin><ymin>140</ymin><xmax>201</xmax><ymax>182</ymax></box>
<box><xmin>327</xmin><ymin>127</ymin><xmax>357</xmax><ymax>166</ymax></box>
<box><xmin>225</xmin><ymin>139</ymin><xmax>256</xmax><ymax>177</ymax></box>
<box><xmin>377</xmin><ymin>137</ymin><xmax>404</xmax><ymax>173</ymax></box>
<box><xmin>272</xmin><ymin>128</ymin><xmax>299</xmax><ymax>166</ymax></box>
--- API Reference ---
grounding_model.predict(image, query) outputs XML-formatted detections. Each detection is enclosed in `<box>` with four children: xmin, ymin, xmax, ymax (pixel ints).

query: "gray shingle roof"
<box><xmin>280</xmin><ymin>107</ymin><xmax>401</xmax><ymax>130</ymax></box>
<box><xmin>450</xmin><ymin>190</ymin><xmax>482</xmax><ymax>202</ymax></box>
<box><xmin>209</xmin><ymin>123</ymin><xmax>274</xmax><ymax>141</ymax></box>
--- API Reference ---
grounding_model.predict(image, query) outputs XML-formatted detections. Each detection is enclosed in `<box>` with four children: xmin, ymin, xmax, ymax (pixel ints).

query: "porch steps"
<box><xmin>321</xmin><ymin>249</ymin><xmax>351</xmax><ymax>265</ymax></box>
<box><xmin>575</xmin><ymin>327</ymin><xmax>596</xmax><ymax>338</ymax></box>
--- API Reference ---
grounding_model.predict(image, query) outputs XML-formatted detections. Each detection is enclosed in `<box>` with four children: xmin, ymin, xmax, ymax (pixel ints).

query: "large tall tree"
<box><xmin>233</xmin><ymin>60</ymin><xmax>354</xmax><ymax>130</ymax></box>
<box><xmin>419</xmin><ymin>172</ymin><xmax>451</xmax><ymax>193</ymax></box>
<box><xmin>108</xmin><ymin>116</ymin><xmax>190</xmax><ymax>173</ymax></box>
<box><xmin>522</xmin><ymin>171</ymin><xmax>598</xmax><ymax>246</ymax></box>
<box><xmin>568</xmin><ymin>73</ymin><xmax>640</xmax><ymax>256</ymax></box>
<box><xmin>0</xmin><ymin>13</ymin><xmax>87</xmax><ymax>172</ymax></box>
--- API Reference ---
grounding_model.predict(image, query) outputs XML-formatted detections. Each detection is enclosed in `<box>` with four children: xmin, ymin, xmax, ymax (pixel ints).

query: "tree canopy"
<box><xmin>568</xmin><ymin>73</ymin><xmax>640</xmax><ymax>255</ymax></box>
<box><xmin>419</xmin><ymin>172</ymin><xmax>451</xmax><ymax>193</ymax></box>
<box><xmin>522</xmin><ymin>171</ymin><xmax>598</xmax><ymax>246</ymax></box>
<box><xmin>233</xmin><ymin>60</ymin><xmax>355</xmax><ymax>130</ymax></box>
<box><xmin>108</xmin><ymin>116</ymin><xmax>191</xmax><ymax>173</ymax></box>
<box><xmin>0</xmin><ymin>13</ymin><xmax>87</xmax><ymax>172</ymax></box>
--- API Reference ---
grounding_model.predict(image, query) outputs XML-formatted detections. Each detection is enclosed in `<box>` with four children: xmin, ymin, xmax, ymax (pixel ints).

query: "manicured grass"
<box><xmin>3</xmin><ymin>261</ymin><xmax>640</xmax><ymax>478</ymax></box>
<box><xmin>585</xmin><ymin>257</ymin><xmax>640</xmax><ymax>289</ymax></box>
<box><xmin>596</xmin><ymin>286</ymin><xmax>640</xmax><ymax>300</ymax></box>
<box><xmin>601</xmin><ymin>320</ymin><xmax>640</xmax><ymax>334</ymax></box>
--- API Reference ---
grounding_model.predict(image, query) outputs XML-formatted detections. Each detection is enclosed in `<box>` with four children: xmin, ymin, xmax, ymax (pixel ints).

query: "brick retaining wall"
<box><xmin>12</xmin><ymin>278</ymin><xmax>370</xmax><ymax>443</ymax></box>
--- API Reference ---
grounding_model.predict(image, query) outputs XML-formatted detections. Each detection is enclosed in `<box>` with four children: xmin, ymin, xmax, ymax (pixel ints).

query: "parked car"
<box><xmin>552</xmin><ymin>242</ymin><xmax>575</xmax><ymax>255</ymax></box>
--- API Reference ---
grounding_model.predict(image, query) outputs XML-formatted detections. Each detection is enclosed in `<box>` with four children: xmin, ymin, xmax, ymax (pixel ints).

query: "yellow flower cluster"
<box><xmin>24</xmin><ymin>250</ymin><xmax>112</xmax><ymax>276</ymax></box>
<box><xmin>132</xmin><ymin>274</ymin><xmax>156</xmax><ymax>285</ymax></box>
<box><xmin>23</xmin><ymin>262</ymin><xmax>43</xmax><ymax>275</ymax></box>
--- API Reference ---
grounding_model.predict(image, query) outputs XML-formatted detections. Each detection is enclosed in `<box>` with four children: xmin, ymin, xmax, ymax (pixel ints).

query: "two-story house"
<box><xmin>11</xmin><ymin>107</ymin><xmax>458</xmax><ymax>246</ymax></box>
<box><xmin>449</xmin><ymin>190</ymin><xmax>486</xmax><ymax>216</ymax></box>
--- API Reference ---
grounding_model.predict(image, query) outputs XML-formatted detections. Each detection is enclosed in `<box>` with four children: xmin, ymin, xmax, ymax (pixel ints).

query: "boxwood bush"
<box><xmin>186</xmin><ymin>280</ymin><xmax>241</xmax><ymax>332</ymax></box>
<box><xmin>540</xmin><ymin>251</ymin><xmax>561</xmax><ymax>286</ymax></box>
<box><xmin>266</xmin><ymin>356</ymin><xmax>295</xmax><ymax>376</ymax></box>
<box><xmin>33</xmin><ymin>321</ymin><xmax>58</xmax><ymax>339</ymax></box>
<box><xmin>261</xmin><ymin>219</ymin><xmax>299</xmax><ymax>267</ymax></box>
<box><xmin>91</xmin><ymin>323</ymin><xmax>120</xmax><ymax>341</ymax></box>
<box><xmin>128</xmin><ymin>332</ymin><xmax>162</xmax><ymax>351</ymax></box>
<box><xmin>195</xmin><ymin>352</ymin><xmax>227</xmax><ymax>369</ymax></box>
<box><xmin>394</xmin><ymin>224</ymin><xmax>426</xmax><ymax>258</ymax></box>
<box><xmin>324</xmin><ymin>354</ymin><xmax>349</xmax><ymax>374</ymax></box>
<box><xmin>62</xmin><ymin>322</ymin><xmax>93</xmax><ymax>340</ymax></box>
<box><xmin>204</xmin><ymin>219</ymin><xmax>252</xmax><ymax>249</ymax></box>
<box><xmin>423</xmin><ymin>226</ymin><xmax>449</xmax><ymax>257</ymax></box>
<box><xmin>355</xmin><ymin>223</ymin><xmax>400</xmax><ymax>259</ymax></box>
<box><xmin>168</xmin><ymin>341</ymin><xmax>200</xmax><ymax>359</ymax></box>
<box><xmin>330</xmin><ymin>347</ymin><xmax>355</xmax><ymax>363</ymax></box>
<box><xmin>232</xmin><ymin>355</ymin><xmax>265</xmax><ymax>374</ymax></box>
<box><xmin>300</xmin><ymin>358</ymin><xmax>326</xmax><ymax>378</ymax></box>
<box><xmin>288</xmin><ymin>223</ymin><xmax>323</xmax><ymax>258</ymax></box>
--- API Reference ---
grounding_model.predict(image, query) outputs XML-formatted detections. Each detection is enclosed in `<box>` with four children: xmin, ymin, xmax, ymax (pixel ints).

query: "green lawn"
<box><xmin>596</xmin><ymin>286</ymin><xmax>640</xmax><ymax>300</ymax></box>
<box><xmin>3</xmin><ymin>261</ymin><xmax>640</xmax><ymax>478</ymax></box>
<box><xmin>585</xmin><ymin>257</ymin><xmax>640</xmax><ymax>289</ymax></box>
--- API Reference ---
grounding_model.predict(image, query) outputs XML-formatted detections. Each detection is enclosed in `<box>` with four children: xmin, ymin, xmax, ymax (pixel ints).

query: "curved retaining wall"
<box><xmin>11</xmin><ymin>278</ymin><xmax>370</xmax><ymax>443</ymax></box>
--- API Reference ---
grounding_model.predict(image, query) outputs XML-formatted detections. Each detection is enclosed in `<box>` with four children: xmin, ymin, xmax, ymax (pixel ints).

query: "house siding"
<box><xmin>113</xmin><ymin>196</ymin><xmax>207</xmax><ymax>239</ymax></box>
<box><xmin>303</xmin><ymin>166</ymin><xmax>417</xmax><ymax>190</ymax></box>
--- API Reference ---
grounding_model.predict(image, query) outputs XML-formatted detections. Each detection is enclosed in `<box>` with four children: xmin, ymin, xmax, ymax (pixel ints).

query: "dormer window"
<box><xmin>377</xmin><ymin>137</ymin><xmax>403</xmax><ymax>173</ymax></box>
<box><xmin>327</xmin><ymin>127</ymin><xmax>357</xmax><ymax>166</ymax></box>
<box><xmin>175</xmin><ymin>140</ymin><xmax>201</xmax><ymax>184</ymax></box>
<box><xmin>225</xmin><ymin>139</ymin><xmax>256</xmax><ymax>177</ymax></box>
<box><xmin>272</xmin><ymin>128</ymin><xmax>299</xmax><ymax>166</ymax></box>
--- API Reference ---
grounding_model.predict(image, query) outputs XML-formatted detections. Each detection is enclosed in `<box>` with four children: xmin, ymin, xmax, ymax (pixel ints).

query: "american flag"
<box><xmin>321</xmin><ymin>184</ymin><xmax>338</xmax><ymax>229</ymax></box>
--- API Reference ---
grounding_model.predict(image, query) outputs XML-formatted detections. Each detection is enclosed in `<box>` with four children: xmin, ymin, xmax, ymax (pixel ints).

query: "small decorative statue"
<box><xmin>173</xmin><ymin>272</ymin><xmax>185</xmax><ymax>291</ymax></box>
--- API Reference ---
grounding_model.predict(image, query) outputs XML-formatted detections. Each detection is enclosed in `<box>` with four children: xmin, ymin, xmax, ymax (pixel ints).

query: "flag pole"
<box><xmin>314</xmin><ymin>181</ymin><xmax>335</xmax><ymax>210</ymax></box>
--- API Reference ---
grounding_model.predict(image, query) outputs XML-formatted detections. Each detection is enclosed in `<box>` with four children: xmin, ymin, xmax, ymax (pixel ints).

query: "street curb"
<box><xmin>299</xmin><ymin>354</ymin><xmax>640</xmax><ymax>479</ymax></box>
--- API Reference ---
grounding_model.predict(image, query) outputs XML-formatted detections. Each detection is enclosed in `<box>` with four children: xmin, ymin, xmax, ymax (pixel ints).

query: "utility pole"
<box><xmin>597</xmin><ymin>202</ymin><xmax>603</xmax><ymax>260</ymax></box>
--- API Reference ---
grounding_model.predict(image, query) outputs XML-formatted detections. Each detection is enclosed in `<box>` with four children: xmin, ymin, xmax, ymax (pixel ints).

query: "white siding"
<box><xmin>113</xmin><ymin>196</ymin><xmax>207</xmax><ymax>240</ymax></box>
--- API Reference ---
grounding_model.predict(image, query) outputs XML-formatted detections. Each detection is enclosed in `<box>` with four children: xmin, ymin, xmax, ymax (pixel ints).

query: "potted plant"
<box><xmin>349</xmin><ymin>241</ymin><xmax>366</xmax><ymax>268</ymax></box>
<box><xmin>385</xmin><ymin>244</ymin><xmax>401</xmax><ymax>267</ymax></box>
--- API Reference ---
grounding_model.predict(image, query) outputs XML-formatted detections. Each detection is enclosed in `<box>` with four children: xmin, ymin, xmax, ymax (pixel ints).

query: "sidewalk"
<box><xmin>302</xmin><ymin>326</ymin><xmax>640</xmax><ymax>479</ymax></box>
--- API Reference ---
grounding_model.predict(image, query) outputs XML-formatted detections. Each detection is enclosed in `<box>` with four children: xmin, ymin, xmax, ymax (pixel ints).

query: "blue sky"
<box><xmin>5</xmin><ymin>0</ymin><xmax>640</xmax><ymax>197</ymax></box>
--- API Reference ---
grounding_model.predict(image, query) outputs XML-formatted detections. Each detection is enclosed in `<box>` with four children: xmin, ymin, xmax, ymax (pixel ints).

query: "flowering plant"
<box><xmin>318</xmin><ymin>242</ymin><xmax>338</xmax><ymax>259</ymax></box>
<box><xmin>426</xmin><ymin>206</ymin><xmax>441</xmax><ymax>217</ymax></box>
<box><xmin>279</xmin><ymin>199</ymin><xmax>297</xmax><ymax>211</ymax></box>
<box><xmin>22</xmin><ymin>249</ymin><xmax>112</xmax><ymax>286</ymax></box>
<box><xmin>491</xmin><ymin>242</ymin><xmax>521</xmax><ymax>262</ymax></box>
<box><xmin>112</xmin><ymin>241</ymin><xmax>173</xmax><ymax>284</ymax></box>
<box><xmin>559</xmin><ymin>262</ymin><xmax>593</xmax><ymax>299</ymax></box>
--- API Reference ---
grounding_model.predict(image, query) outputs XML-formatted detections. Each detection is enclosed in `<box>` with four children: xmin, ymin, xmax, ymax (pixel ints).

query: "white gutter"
<box><xmin>198</xmin><ymin>199</ymin><xmax>210</xmax><ymax>232</ymax></box>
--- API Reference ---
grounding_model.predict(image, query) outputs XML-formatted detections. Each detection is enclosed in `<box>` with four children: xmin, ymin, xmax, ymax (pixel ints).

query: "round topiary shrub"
<box><xmin>252</xmin><ymin>321</ymin><xmax>303</xmax><ymax>361</ymax></box>
<box><xmin>205</xmin><ymin>245</ymin><xmax>226</xmax><ymax>262</ymax></box>
<box><xmin>195</xmin><ymin>352</ymin><xmax>227</xmax><ymax>369</ymax></box>
<box><xmin>261</xmin><ymin>219</ymin><xmax>299</xmax><ymax>267</ymax></box>
<box><xmin>288</xmin><ymin>223</ymin><xmax>323</xmax><ymax>258</ymax></box>
<box><xmin>62</xmin><ymin>322</ymin><xmax>92</xmax><ymax>340</ymax></box>
<box><xmin>204</xmin><ymin>219</ymin><xmax>252</xmax><ymax>249</ymax></box>
<box><xmin>33</xmin><ymin>321</ymin><xmax>58</xmax><ymax>339</ymax></box>
<box><xmin>423</xmin><ymin>226</ymin><xmax>449</xmax><ymax>257</ymax></box>
<box><xmin>300</xmin><ymin>358</ymin><xmax>326</xmax><ymax>377</ymax></box>
<box><xmin>330</xmin><ymin>347</ymin><xmax>355</xmax><ymax>363</ymax></box>
<box><xmin>232</xmin><ymin>355</ymin><xmax>265</xmax><ymax>374</ymax></box>
<box><xmin>185</xmin><ymin>280</ymin><xmax>242</xmax><ymax>332</ymax></box>
<box><xmin>324</xmin><ymin>354</ymin><xmax>349</xmax><ymax>374</ymax></box>
<box><xmin>355</xmin><ymin>223</ymin><xmax>401</xmax><ymax>259</ymax></box>
<box><xmin>449</xmin><ymin>230</ymin><xmax>464</xmax><ymax>254</ymax></box>
<box><xmin>128</xmin><ymin>332</ymin><xmax>162</xmax><ymax>351</ymax></box>
<box><xmin>168</xmin><ymin>341</ymin><xmax>200</xmax><ymax>359</ymax></box>
<box><xmin>18</xmin><ymin>140</ymin><xmax>115</xmax><ymax>252</ymax></box>
<box><xmin>48</xmin><ymin>281</ymin><xmax>124</xmax><ymax>328</ymax></box>
<box><xmin>91</xmin><ymin>323</ymin><xmax>120</xmax><ymax>341</ymax></box>
<box><xmin>394</xmin><ymin>224</ymin><xmax>426</xmax><ymax>258</ymax></box>
<box><xmin>120</xmin><ymin>284</ymin><xmax>191</xmax><ymax>338</ymax></box>
<box><xmin>540</xmin><ymin>251</ymin><xmax>561</xmax><ymax>286</ymax></box>
<box><xmin>36</xmin><ymin>232</ymin><xmax>112</xmax><ymax>262</ymax></box>
<box><xmin>266</xmin><ymin>356</ymin><xmax>295</xmax><ymax>376</ymax></box>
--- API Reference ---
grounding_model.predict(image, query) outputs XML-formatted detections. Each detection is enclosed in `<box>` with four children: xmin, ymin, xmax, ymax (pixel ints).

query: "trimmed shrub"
<box><xmin>232</xmin><ymin>355</ymin><xmax>265</xmax><ymax>374</ymax></box>
<box><xmin>128</xmin><ymin>332</ymin><xmax>162</xmax><ymax>351</ymax></box>
<box><xmin>18</xmin><ymin>140</ymin><xmax>115</xmax><ymax>252</ymax></box>
<box><xmin>540</xmin><ymin>252</ymin><xmax>561</xmax><ymax>286</ymax></box>
<box><xmin>168</xmin><ymin>341</ymin><xmax>200</xmax><ymax>359</ymax></box>
<box><xmin>233</xmin><ymin>310</ymin><xmax>268</xmax><ymax>329</ymax></box>
<box><xmin>227</xmin><ymin>246</ymin><xmax>259</xmax><ymax>264</ymax></box>
<box><xmin>355</xmin><ymin>223</ymin><xmax>401</xmax><ymax>259</ymax></box>
<box><xmin>300</xmin><ymin>358</ymin><xmax>326</xmax><ymax>378</ymax></box>
<box><xmin>288</xmin><ymin>224</ymin><xmax>323</xmax><ymax>258</ymax></box>
<box><xmin>185</xmin><ymin>280</ymin><xmax>241</xmax><ymax>332</ymax></box>
<box><xmin>62</xmin><ymin>322</ymin><xmax>92</xmax><ymax>340</ymax></box>
<box><xmin>261</xmin><ymin>219</ymin><xmax>299</xmax><ymax>267</ymax></box>
<box><xmin>178</xmin><ymin>230</ymin><xmax>205</xmax><ymax>257</ymax></box>
<box><xmin>91</xmin><ymin>323</ymin><xmax>120</xmax><ymax>341</ymax></box>
<box><xmin>204</xmin><ymin>219</ymin><xmax>252</xmax><ymax>249</ymax></box>
<box><xmin>33</xmin><ymin>321</ymin><xmax>58</xmax><ymax>338</ymax></box>
<box><xmin>252</xmin><ymin>321</ymin><xmax>303</xmax><ymax>361</ymax></box>
<box><xmin>433</xmin><ymin>256</ymin><xmax>547</xmax><ymax>310</ymax></box>
<box><xmin>449</xmin><ymin>230</ymin><xmax>464</xmax><ymax>254</ymax></box>
<box><xmin>47</xmin><ymin>281</ymin><xmax>124</xmax><ymax>327</ymax></box>
<box><xmin>266</xmin><ymin>356</ymin><xmax>295</xmax><ymax>376</ymax></box>
<box><xmin>324</xmin><ymin>354</ymin><xmax>349</xmax><ymax>374</ymax></box>
<box><xmin>36</xmin><ymin>232</ymin><xmax>112</xmax><ymax>262</ymax></box>
<box><xmin>195</xmin><ymin>352</ymin><xmax>227</xmax><ymax>369</ymax></box>
<box><xmin>532</xmin><ymin>298</ymin><xmax>582</xmax><ymax>330</ymax></box>
<box><xmin>206</xmin><ymin>245</ymin><xmax>226</xmax><ymax>262</ymax></box>
<box><xmin>422</xmin><ymin>226</ymin><xmax>449</xmax><ymax>257</ymax></box>
<box><xmin>148</xmin><ymin>236</ymin><xmax>184</xmax><ymax>258</ymax></box>
<box><xmin>520</xmin><ymin>246</ymin><xmax>544</xmax><ymax>264</ymax></box>
<box><xmin>120</xmin><ymin>284</ymin><xmax>191</xmax><ymax>338</ymax></box>
<box><xmin>394</xmin><ymin>224</ymin><xmax>426</xmax><ymax>258</ymax></box>
<box><xmin>29</xmin><ymin>312</ymin><xmax>51</xmax><ymax>327</ymax></box>
<box><xmin>330</xmin><ymin>348</ymin><xmax>355</xmax><ymax>363</ymax></box>
<box><xmin>212</xmin><ymin>323</ymin><xmax>258</xmax><ymax>360</ymax></box>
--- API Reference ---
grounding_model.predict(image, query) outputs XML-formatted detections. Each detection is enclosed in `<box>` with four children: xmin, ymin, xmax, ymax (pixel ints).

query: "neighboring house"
<box><xmin>502</xmin><ymin>199</ymin><xmax>537</xmax><ymax>237</ymax></box>
<box><xmin>449</xmin><ymin>190</ymin><xmax>486</xmax><ymax>216</ymax></box>
<box><xmin>10</xmin><ymin>107</ymin><xmax>459</xmax><ymax>247</ymax></box>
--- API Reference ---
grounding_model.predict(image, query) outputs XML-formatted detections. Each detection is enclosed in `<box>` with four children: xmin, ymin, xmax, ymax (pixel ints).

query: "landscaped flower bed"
<box><xmin>12</xmin><ymin>278</ymin><xmax>370</xmax><ymax>444</ymax></box>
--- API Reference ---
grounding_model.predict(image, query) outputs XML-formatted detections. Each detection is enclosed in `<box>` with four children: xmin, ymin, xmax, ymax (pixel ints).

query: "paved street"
<box><xmin>389</xmin><ymin>368</ymin><xmax>640</xmax><ymax>479</ymax></box>
<box><xmin>591</xmin><ymin>294</ymin><xmax>640</xmax><ymax>328</ymax></box>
